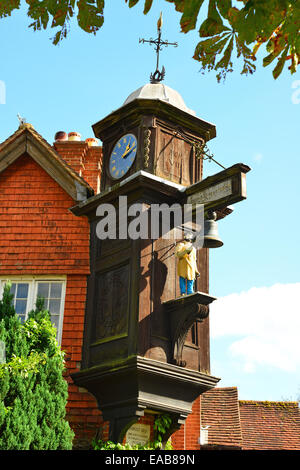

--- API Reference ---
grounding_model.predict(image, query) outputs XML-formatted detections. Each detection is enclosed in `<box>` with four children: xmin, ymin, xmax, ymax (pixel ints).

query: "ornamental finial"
<box><xmin>139</xmin><ymin>12</ymin><xmax>178</xmax><ymax>84</ymax></box>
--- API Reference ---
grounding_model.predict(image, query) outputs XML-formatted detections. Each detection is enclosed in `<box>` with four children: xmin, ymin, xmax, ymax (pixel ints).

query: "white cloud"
<box><xmin>209</xmin><ymin>283</ymin><xmax>300</xmax><ymax>373</ymax></box>
<box><xmin>253</xmin><ymin>152</ymin><xmax>263</xmax><ymax>163</ymax></box>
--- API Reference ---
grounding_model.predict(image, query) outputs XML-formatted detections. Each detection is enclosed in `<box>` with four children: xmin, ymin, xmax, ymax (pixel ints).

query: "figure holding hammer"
<box><xmin>175</xmin><ymin>232</ymin><xmax>200</xmax><ymax>296</ymax></box>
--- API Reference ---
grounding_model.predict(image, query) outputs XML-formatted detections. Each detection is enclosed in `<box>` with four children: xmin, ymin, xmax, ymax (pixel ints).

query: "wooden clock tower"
<box><xmin>71</xmin><ymin>43</ymin><xmax>250</xmax><ymax>444</ymax></box>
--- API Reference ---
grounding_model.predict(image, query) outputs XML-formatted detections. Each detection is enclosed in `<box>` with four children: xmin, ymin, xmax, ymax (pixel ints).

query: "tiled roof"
<box><xmin>200</xmin><ymin>387</ymin><xmax>243</xmax><ymax>449</ymax></box>
<box><xmin>200</xmin><ymin>388</ymin><xmax>300</xmax><ymax>450</ymax></box>
<box><xmin>239</xmin><ymin>400</ymin><xmax>300</xmax><ymax>450</ymax></box>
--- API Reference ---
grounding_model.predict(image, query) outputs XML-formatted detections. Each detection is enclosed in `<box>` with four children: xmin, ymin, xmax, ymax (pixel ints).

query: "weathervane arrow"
<box><xmin>139</xmin><ymin>12</ymin><xmax>178</xmax><ymax>84</ymax></box>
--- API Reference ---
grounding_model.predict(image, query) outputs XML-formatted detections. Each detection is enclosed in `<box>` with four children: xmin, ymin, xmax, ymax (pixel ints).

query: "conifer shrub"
<box><xmin>0</xmin><ymin>283</ymin><xmax>74</xmax><ymax>450</ymax></box>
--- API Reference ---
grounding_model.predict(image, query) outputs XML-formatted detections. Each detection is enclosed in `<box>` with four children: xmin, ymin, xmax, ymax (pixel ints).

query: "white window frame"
<box><xmin>0</xmin><ymin>276</ymin><xmax>67</xmax><ymax>344</ymax></box>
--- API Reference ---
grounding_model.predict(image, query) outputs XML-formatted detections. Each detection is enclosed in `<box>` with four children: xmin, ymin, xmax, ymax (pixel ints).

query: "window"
<box><xmin>0</xmin><ymin>278</ymin><xmax>66</xmax><ymax>344</ymax></box>
<box><xmin>36</xmin><ymin>282</ymin><xmax>63</xmax><ymax>333</ymax></box>
<box><xmin>191</xmin><ymin>322</ymin><xmax>199</xmax><ymax>347</ymax></box>
<box><xmin>10</xmin><ymin>282</ymin><xmax>29</xmax><ymax>323</ymax></box>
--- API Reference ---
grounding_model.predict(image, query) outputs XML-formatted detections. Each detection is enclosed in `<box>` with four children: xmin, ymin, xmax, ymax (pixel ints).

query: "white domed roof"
<box><xmin>123</xmin><ymin>83</ymin><xmax>196</xmax><ymax>116</ymax></box>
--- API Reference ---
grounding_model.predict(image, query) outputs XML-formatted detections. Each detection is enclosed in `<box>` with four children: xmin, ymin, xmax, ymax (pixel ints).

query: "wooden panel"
<box><xmin>97</xmin><ymin>238</ymin><xmax>131</xmax><ymax>260</ymax></box>
<box><xmin>92</xmin><ymin>263</ymin><xmax>130</xmax><ymax>343</ymax></box>
<box><xmin>146</xmin><ymin>237</ymin><xmax>177</xmax><ymax>361</ymax></box>
<box><xmin>182</xmin><ymin>247</ymin><xmax>209</xmax><ymax>372</ymax></box>
<box><xmin>182</xmin><ymin>342</ymin><xmax>201</xmax><ymax>371</ymax></box>
<box><xmin>155</xmin><ymin>129</ymin><xmax>192</xmax><ymax>186</ymax></box>
<box><xmin>89</xmin><ymin>336</ymin><xmax>129</xmax><ymax>368</ymax></box>
<box><xmin>195</xmin><ymin>247</ymin><xmax>209</xmax><ymax>293</ymax></box>
<box><xmin>198</xmin><ymin>248</ymin><xmax>210</xmax><ymax>373</ymax></box>
<box><xmin>138</xmin><ymin>237</ymin><xmax>152</xmax><ymax>356</ymax></box>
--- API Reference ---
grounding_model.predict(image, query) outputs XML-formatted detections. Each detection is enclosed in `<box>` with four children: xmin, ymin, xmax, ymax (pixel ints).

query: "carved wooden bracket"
<box><xmin>163</xmin><ymin>291</ymin><xmax>217</xmax><ymax>367</ymax></box>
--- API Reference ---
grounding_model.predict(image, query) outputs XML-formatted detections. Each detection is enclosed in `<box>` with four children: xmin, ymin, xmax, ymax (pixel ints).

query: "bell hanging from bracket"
<box><xmin>203</xmin><ymin>210</ymin><xmax>223</xmax><ymax>248</ymax></box>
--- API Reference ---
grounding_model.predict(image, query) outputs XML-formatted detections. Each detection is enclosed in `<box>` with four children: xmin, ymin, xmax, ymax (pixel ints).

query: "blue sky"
<box><xmin>0</xmin><ymin>1</ymin><xmax>299</xmax><ymax>402</ymax></box>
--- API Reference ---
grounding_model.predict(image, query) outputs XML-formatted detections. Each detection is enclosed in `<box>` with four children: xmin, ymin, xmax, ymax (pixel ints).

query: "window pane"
<box><xmin>17</xmin><ymin>283</ymin><xmax>29</xmax><ymax>299</ymax></box>
<box><xmin>19</xmin><ymin>314</ymin><xmax>26</xmax><ymax>324</ymax></box>
<box><xmin>15</xmin><ymin>299</ymin><xmax>27</xmax><ymax>315</ymax></box>
<box><xmin>10</xmin><ymin>283</ymin><xmax>16</xmax><ymax>297</ymax></box>
<box><xmin>34</xmin><ymin>281</ymin><xmax>64</xmax><ymax>343</ymax></box>
<box><xmin>51</xmin><ymin>315</ymin><xmax>60</xmax><ymax>331</ymax></box>
<box><xmin>50</xmin><ymin>283</ymin><xmax>62</xmax><ymax>299</ymax></box>
<box><xmin>37</xmin><ymin>283</ymin><xmax>49</xmax><ymax>299</ymax></box>
<box><xmin>49</xmin><ymin>299</ymin><xmax>61</xmax><ymax>315</ymax></box>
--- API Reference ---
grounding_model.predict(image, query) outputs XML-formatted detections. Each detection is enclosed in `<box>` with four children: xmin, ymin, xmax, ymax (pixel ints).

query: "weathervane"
<box><xmin>17</xmin><ymin>113</ymin><xmax>26</xmax><ymax>127</ymax></box>
<box><xmin>139</xmin><ymin>12</ymin><xmax>178</xmax><ymax>84</ymax></box>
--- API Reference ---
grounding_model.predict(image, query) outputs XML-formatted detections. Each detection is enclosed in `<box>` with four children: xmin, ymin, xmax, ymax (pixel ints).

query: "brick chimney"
<box><xmin>53</xmin><ymin>132</ymin><xmax>103</xmax><ymax>194</ymax></box>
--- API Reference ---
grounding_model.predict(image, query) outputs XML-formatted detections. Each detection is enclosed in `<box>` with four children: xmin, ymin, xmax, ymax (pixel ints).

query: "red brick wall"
<box><xmin>62</xmin><ymin>274</ymin><xmax>103</xmax><ymax>449</ymax></box>
<box><xmin>54</xmin><ymin>141</ymin><xmax>87</xmax><ymax>176</ymax></box>
<box><xmin>0</xmin><ymin>153</ymin><xmax>90</xmax><ymax>275</ymax></box>
<box><xmin>54</xmin><ymin>141</ymin><xmax>102</xmax><ymax>194</ymax></box>
<box><xmin>0</xmin><ymin>153</ymin><xmax>101</xmax><ymax>448</ymax></box>
<box><xmin>171</xmin><ymin>425</ymin><xmax>185</xmax><ymax>450</ymax></box>
<box><xmin>81</xmin><ymin>146</ymin><xmax>102</xmax><ymax>193</ymax></box>
<box><xmin>171</xmin><ymin>398</ymin><xmax>201</xmax><ymax>450</ymax></box>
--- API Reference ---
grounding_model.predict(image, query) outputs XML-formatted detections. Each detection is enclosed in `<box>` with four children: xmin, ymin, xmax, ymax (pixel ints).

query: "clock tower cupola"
<box><xmin>93</xmin><ymin>81</ymin><xmax>216</xmax><ymax>191</ymax></box>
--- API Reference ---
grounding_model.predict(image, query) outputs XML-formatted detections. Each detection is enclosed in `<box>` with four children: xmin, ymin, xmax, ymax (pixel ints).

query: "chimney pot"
<box><xmin>68</xmin><ymin>132</ymin><xmax>81</xmax><ymax>142</ymax></box>
<box><xmin>55</xmin><ymin>131</ymin><xmax>68</xmax><ymax>142</ymax></box>
<box><xmin>85</xmin><ymin>138</ymin><xmax>98</xmax><ymax>147</ymax></box>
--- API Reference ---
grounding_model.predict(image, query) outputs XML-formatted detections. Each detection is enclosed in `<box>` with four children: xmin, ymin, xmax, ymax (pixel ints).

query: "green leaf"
<box><xmin>215</xmin><ymin>34</ymin><xmax>234</xmax><ymax>70</ymax></box>
<box><xmin>77</xmin><ymin>0</ymin><xmax>104</xmax><ymax>34</ymax></box>
<box><xmin>127</xmin><ymin>0</ymin><xmax>140</xmax><ymax>7</ymax></box>
<box><xmin>199</xmin><ymin>16</ymin><xmax>230</xmax><ymax>37</ymax></box>
<box><xmin>165</xmin><ymin>0</ymin><xmax>185</xmax><ymax>13</ymax></box>
<box><xmin>216</xmin><ymin>0</ymin><xmax>232</xmax><ymax>18</ymax></box>
<box><xmin>0</xmin><ymin>0</ymin><xmax>20</xmax><ymax>18</ymax></box>
<box><xmin>179</xmin><ymin>0</ymin><xmax>206</xmax><ymax>33</ymax></box>
<box><xmin>263</xmin><ymin>51</ymin><xmax>279</xmax><ymax>67</ymax></box>
<box><xmin>199</xmin><ymin>0</ymin><xmax>230</xmax><ymax>37</ymax></box>
<box><xmin>227</xmin><ymin>6</ymin><xmax>240</xmax><ymax>25</ymax></box>
<box><xmin>143</xmin><ymin>0</ymin><xmax>153</xmax><ymax>14</ymax></box>
<box><xmin>195</xmin><ymin>32</ymin><xmax>230</xmax><ymax>55</ymax></box>
<box><xmin>272</xmin><ymin>46</ymin><xmax>288</xmax><ymax>79</ymax></box>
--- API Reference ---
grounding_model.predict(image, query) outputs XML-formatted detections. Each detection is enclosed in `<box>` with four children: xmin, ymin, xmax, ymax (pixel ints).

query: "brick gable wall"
<box><xmin>63</xmin><ymin>274</ymin><xmax>104</xmax><ymax>449</ymax></box>
<box><xmin>54</xmin><ymin>141</ymin><xmax>102</xmax><ymax>194</ymax></box>
<box><xmin>171</xmin><ymin>397</ymin><xmax>201</xmax><ymax>450</ymax></box>
<box><xmin>0</xmin><ymin>153</ymin><xmax>90</xmax><ymax>275</ymax></box>
<box><xmin>0</xmin><ymin>152</ymin><xmax>101</xmax><ymax>449</ymax></box>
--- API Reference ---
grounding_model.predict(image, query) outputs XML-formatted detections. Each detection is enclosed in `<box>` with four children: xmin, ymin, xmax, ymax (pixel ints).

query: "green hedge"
<box><xmin>0</xmin><ymin>284</ymin><xmax>74</xmax><ymax>450</ymax></box>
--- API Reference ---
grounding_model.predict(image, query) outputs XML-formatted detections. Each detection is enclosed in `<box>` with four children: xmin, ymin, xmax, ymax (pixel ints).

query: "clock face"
<box><xmin>109</xmin><ymin>133</ymin><xmax>137</xmax><ymax>180</ymax></box>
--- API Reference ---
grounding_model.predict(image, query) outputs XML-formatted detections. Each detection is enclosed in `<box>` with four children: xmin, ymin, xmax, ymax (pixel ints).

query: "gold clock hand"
<box><xmin>122</xmin><ymin>144</ymin><xmax>136</xmax><ymax>158</ymax></box>
<box><xmin>121</xmin><ymin>143</ymin><xmax>131</xmax><ymax>158</ymax></box>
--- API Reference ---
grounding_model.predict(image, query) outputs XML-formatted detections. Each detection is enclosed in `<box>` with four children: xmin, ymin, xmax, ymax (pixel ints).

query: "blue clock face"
<box><xmin>109</xmin><ymin>133</ymin><xmax>137</xmax><ymax>180</ymax></box>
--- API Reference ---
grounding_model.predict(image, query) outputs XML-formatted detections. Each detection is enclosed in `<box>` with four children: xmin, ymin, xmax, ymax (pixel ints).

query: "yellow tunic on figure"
<box><xmin>175</xmin><ymin>241</ymin><xmax>199</xmax><ymax>281</ymax></box>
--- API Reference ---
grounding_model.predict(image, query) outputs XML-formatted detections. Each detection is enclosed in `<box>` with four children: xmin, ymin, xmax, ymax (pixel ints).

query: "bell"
<box><xmin>203</xmin><ymin>211</ymin><xmax>223</xmax><ymax>248</ymax></box>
